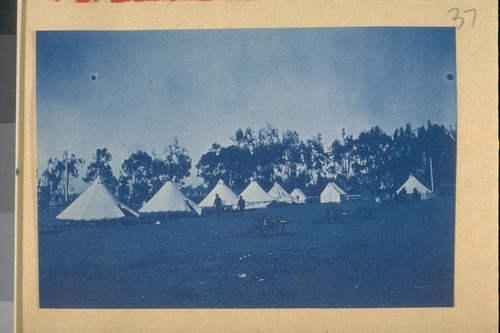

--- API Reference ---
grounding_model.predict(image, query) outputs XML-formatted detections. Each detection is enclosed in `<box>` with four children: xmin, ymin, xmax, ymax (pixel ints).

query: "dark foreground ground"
<box><xmin>38</xmin><ymin>197</ymin><xmax>454</xmax><ymax>308</ymax></box>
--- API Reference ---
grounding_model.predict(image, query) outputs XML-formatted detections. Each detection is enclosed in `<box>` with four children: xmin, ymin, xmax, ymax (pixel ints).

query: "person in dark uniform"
<box><xmin>237</xmin><ymin>195</ymin><xmax>246</xmax><ymax>216</ymax></box>
<box><xmin>214</xmin><ymin>193</ymin><xmax>223</xmax><ymax>217</ymax></box>
<box><xmin>399</xmin><ymin>186</ymin><xmax>407</xmax><ymax>201</ymax></box>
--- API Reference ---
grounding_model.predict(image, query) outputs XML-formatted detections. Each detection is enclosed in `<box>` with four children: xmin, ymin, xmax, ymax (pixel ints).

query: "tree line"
<box><xmin>38</xmin><ymin>137</ymin><xmax>191</xmax><ymax>207</ymax></box>
<box><xmin>38</xmin><ymin>121</ymin><xmax>456</xmax><ymax>208</ymax></box>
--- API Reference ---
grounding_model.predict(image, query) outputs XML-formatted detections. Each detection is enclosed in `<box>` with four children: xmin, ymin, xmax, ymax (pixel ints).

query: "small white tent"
<box><xmin>268</xmin><ymin>182</ymin><xmax>294</xmax><ymax>203</ymax></box>
<box><xmin>240</xmin><ymin>181</ymin><xmax>275</xmax><ymax>209</ymax></box>
<box><xmin>56</xmin><ymin>177</ymin><xmax>138</xmax><ymax>221</ymax></box>
<box><xmin>320</xmin><ymin>182</ymin><xmax>346</xmax><ymax>203</ymax></box>
<box><xmin>290</xmin><ymin>188</ymin><xmax>307</xmax><ymax>204</ymax></box>
<box><xmin>199</xmin><ymin>179</ymin><xmax>239</xmax><ymax>208</ymax></box>
<box><xmin>139</xmin><ymin>181</ymin><xmax>202</xmax><ymax>215</ymax></box>
<box><xmin>396</xmin><ymin>175</ymin><xmax>432</xmax><ymax>199</ymax></box>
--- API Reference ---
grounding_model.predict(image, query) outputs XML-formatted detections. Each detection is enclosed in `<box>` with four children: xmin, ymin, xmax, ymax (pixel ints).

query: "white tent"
<box><xmin>320</xmin><ymin>182</ymin><xmax>346</xmax><ymax>203</ymax></box>
<box><xmin>56</xmin><ymin>177</ymin><xmax>139</xmax><ymax>221</ymax></box>
<box><xmin>199</xmin><ymin>179</ymin><xmax>239</xmax><ymax>208</ymax></box>
<box><xmin>396</xmin><ymin>175</ymin><xmax>432</xmax><ymax>199</ymax></box>
<box><xmin>139</xmin><ymin>181</ymin><xmax>202</xmax><ymax>215</ymax></box>
<box><xmin>240</xmin><ymin>181</ymin><xmax>275</xmax><ymax>209</ymax></box>
<box><xmin>290</xmin><ymin>188</ymin><xmax>307</xmax><ymax>204</ymax></box>
<box><xmin>268</xmin><ymin>182</ymin><xmax>294</xmax><ymax>203</ymax></box>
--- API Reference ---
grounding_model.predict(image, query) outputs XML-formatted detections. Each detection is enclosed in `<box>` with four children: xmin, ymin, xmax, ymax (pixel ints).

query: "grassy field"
<box><xmin>38</xmin><ymin>197</ymin><xmax>454</xmax><ymax>308</ymax></box>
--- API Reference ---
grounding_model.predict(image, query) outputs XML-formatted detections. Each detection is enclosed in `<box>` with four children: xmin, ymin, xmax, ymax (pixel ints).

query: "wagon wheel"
<box><xmin>273</xmin><ymin>215</ymin><xmax>286</xmax><ymax>235</ymax></box>
<box><xmin>255</xmin><ymin>214</ymin><xmax>271</xmax><ymax>236</ymax></box>
<box><xmin>267</xmin><ymin>218</ymin><xmax>280</xmax><ymax>235</ymax></box>
<box><xmin>266</xmin><ymin>219</ymin><xmax>277</xmax><ymax>235</ymax></box>
<box><xmin>253</xmin><ymin>214</ymin><xmax>264</xmax><ymax>234</ymax></box>
<box><xmin>264</xmin><ymin>215</ymin><xmax>280</xmax><ymax>236</ymax></box>
<box><xmin>275</xmin><ymin>222</ymin><xmax>286</xmax><ymax>235</ymax></box>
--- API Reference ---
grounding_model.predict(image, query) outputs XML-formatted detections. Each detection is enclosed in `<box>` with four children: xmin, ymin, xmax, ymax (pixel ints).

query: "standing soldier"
<box><xmin>214</xmin><ymin>193</ymin><xmax>223</xmax><ymax>217</ymax></box>
<box><xmin>237</xmin><ymin>195</ymin><xmax>246</xmax><ymax>216</ymax></box>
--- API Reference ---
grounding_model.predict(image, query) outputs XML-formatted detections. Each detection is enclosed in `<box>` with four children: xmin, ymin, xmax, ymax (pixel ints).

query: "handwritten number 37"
<box><xmin>448</xmin><ymin>8</ymin><xmax>476</xmax><ymax>29</ymax></box>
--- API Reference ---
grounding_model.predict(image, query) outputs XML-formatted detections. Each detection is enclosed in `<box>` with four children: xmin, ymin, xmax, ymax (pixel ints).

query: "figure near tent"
<box><xmin>214</xmin><ymin>193</ymin><xmax>223</xmax><ymax>217</ymax></box>
<box><xmin>238</xmin><ymin>195</ymin><xmax>246</xmax><ymax>216</ymax></box>
<box><xmin>399</xmin><ymin>186</ymin><xmax>407</xmax><ymax>199</ymax></box>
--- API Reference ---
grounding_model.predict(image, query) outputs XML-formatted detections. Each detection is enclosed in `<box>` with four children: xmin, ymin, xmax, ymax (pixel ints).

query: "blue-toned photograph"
<box><xmin>37</xmin><ymin>28</ymin><xmax>456</xmax><ymax>308</ymax></box>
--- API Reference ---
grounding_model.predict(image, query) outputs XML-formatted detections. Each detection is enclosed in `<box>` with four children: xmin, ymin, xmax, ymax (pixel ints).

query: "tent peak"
<box><xmin>57</xmin><ymin>178</ymin><xmax>138</xmax><ymax>221</ymax></box>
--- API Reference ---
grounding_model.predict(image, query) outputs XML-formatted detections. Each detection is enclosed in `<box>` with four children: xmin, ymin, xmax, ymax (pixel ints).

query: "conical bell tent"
<box><xmin>240</xmin><ymin>180</ymin><xmax>275</xmax><ymax>209</ymax></box>
<box><xmin>268</xmin><ymin>182</ymin><xmax>294</xmax><ymax>203</ymax></box>
<box><xmin>56</xmin><ymin>176</ymin><xmax>139</xmax><ymax>221</ymax></box>
<box><xmin>199</xmin><ymin>179</ymin><xmax>239</xmax><ymax>208</ymax></box>
<box><xmin>139</xmin><ymin>181</ymin><xmax>202</xmax><ymax>216</ymax></box>
<box><xmin>396</xmin><ymin>175</ymin><xmax>432</xmax><ymax>199</ymax></box>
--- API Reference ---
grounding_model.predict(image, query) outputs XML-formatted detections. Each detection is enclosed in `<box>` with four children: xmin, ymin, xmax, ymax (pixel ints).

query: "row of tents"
<box><xmin>55</xmin><ymin>178</ymin><xmax>307</xmax><ymax>221</ymax></box>
<box><xmin>198</xmin><ymin>179</ymin><xmax>306</xmax><ymax>209</ymax></box>
<box><xmin>55</xmin><ymin>175</ymin><xmax>431</xmax><ymax>222</ymax></box>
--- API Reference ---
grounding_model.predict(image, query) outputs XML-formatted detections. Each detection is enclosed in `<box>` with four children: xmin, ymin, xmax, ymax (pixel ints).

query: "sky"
<box><xmin>37</xmin><ymin>27</ymin><xmax>456</xmax><ymax>188</ymax></box>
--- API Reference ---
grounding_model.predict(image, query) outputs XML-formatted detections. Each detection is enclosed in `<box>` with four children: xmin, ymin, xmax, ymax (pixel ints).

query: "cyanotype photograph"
<box><xmin>36</xmin><ymin>28</ymin><xmax>456</xmax><ymax>308</ymax></box>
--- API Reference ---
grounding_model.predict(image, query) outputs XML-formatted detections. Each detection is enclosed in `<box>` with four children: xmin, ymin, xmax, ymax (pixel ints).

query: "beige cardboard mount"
<box><xmin>16</xmin><ymin>1</ymin><xmax>498</xmax><ymax>332</ymax></box>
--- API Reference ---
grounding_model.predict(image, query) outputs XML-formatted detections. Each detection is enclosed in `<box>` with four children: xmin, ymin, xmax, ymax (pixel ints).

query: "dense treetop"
<box><xmin>38</xmin><ymin>122</ymin><xmax>456</xmax><ymax>207</ymax></box>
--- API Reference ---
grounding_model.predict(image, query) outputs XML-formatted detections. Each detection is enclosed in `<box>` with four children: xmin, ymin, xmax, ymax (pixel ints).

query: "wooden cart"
<box><xmin>253</xmin><ymin>214</ymin><xmax>291</xmax><ymax>235</ymax></box>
